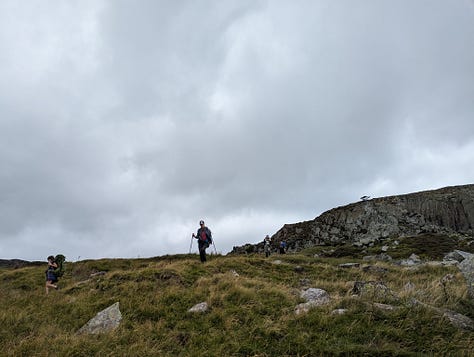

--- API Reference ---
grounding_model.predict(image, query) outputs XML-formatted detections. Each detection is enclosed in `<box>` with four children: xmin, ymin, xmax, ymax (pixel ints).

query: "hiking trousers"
<box><xmin>198</xmin><ymin>241</ymin><xmax>208</xmax><ymax>262</ymax></box>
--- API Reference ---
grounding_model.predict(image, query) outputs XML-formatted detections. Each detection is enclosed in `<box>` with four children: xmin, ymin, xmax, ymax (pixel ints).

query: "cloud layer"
<box><xmin>1</xmin><ymin>1</ymin><xmax>473</xmax><ymax>260</ymax></box>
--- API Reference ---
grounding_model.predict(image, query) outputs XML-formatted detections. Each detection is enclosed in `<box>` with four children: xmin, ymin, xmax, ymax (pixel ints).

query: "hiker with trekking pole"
<box><xmin>191</xmin><ymin>220</ymin><xmax>214</xmax><ymax>262</ymax></box>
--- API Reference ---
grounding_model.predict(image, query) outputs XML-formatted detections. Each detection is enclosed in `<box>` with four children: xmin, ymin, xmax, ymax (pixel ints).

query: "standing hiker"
<box><xmin>264</xmin><ymin>235</ymin><xmax>272</xmax><ymax>257</ymax></box>
<box><xmin>45</xmin><ymin>255</ymin><xmax>58</xmax><ymax>294</ymax></box>
<box><xmin>279</xmin><ymin>240</ymin><xmax>287</xmax><ymax>254</ymax></box>
<box><xmin>192</xmin><ymin>220</ymin><xmax>212</xmax><ymax>262</ymax></box>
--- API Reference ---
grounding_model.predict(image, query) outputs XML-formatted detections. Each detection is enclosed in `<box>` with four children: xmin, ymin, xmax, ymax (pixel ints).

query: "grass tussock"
<box><xmin>1</xmin><ymin>253</ymin><xmax>473</xmax><ymax>356</ymax></box>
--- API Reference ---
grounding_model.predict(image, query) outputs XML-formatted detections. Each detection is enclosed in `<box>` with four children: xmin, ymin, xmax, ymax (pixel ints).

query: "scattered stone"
<box><xmin>331</xmin><ymin>309</ymin><xmax>348</xmax><ymax>315</ymax></box>
<box><xmin>443</xmin><ymin>310</ymin><xmax>474</xmax><ymax>331</ymax></box>
<box><xmin>352</xmin><ymin>281</ymin><xmax>398</xmax><ymax>302</ymax></box>
<box><xmin>339</xmin><ymin>263</ymin><xmax>360</xmax><ymax>269</ymax></box>
<box><xmin>400</xmin><ymin>253</ymin><xmax>422</xmax><ymax>266</ymax></box>
<box><xmin>362</xmin><ymin>265</ymin><xmax>388</xmax><ymax>274</ymax></box>
<box><xmin>381</xmin><ymin>245</ymin><xmax>389</xmax><ymax>252</ymax></box>
<box><xmin>272</xmin><ymin>260</ymin><xmax>283</xmax><ymax>265</ymax></box>
<box><xmin>301</xmin><ymin>288</ymin><xmax>330</xmax><ymax>304</ymax></box>
<box><xmin>188</xmin><ymin>302</ymin><xmax>208</xmax><ymax>313</ymax></box>
<box><xmin>77</xmin><ymin>302</ymin><xmax>122</xmax><ymax>335</ymax></box>
<box><xmin>295</xmin><ymin>288</ymin><xmax>331</xmax><ymax>315</ymax></box>
<box><xmin>456</xmin><ymin>251</ymin><xmax>474</xmax><ymax>298</ymax></box>
<box><xmin>409</xmin><ymin>253</ymin><xmax>421</xmax><ymax>261</ymax></box>
<box><xmin>229</xmin><ymin>270</ymin><xmax>239</xmax><ymax>277</ymax></box>
<box><xmin>294</xmin><ymin>265</ymin><xmax>304</xmax><ymax>273</ymax></box>
<box><xmin>455</xmin><ymin>250</ymin><xmax>473</xmax><ymax>260</ymax></box>
<box><xmin>295</xmin><ymin>302</ymin><xmax>313</xmax><ymax>315</ymax></box>
<box><xmin>444</xmin><ymin>251</ymin><xmax>465</xmax><ymax>262</ymax></box>
<box><xmin>441</xmin><ymin>260</ymin><xmax>459</xmax><ymax>266</ymax></box>
<box><xmin>359</xmin><ymin>238</ymin><xmax>374</xmax><ymax>246</ymax></box>
<box><xmin>420</xmin><ymin>260</ymin><xmax>458</xmax><ymax>267</ymax></box>
<box><xmin>408</xmin><ymin>298</ymin><xmax>474</xmax><ymax>330</ymax></box>
<box><xmin>373</xmin><ymin>303</ymin><xmax>397</xmax><ymax>311</ymax></box>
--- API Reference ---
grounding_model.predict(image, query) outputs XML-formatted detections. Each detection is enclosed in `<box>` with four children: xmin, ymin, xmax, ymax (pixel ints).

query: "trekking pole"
<box><xmin>189</xmin><ymin>235</ymin><xmax>194</xmax><ymax>254</ymax></box>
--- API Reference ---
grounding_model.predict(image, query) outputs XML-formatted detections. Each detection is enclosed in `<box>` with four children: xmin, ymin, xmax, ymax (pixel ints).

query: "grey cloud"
<box><xmin>0</xmin><ymin>1</ymin><xmax>473</xmax><ymax>260</ymax></box>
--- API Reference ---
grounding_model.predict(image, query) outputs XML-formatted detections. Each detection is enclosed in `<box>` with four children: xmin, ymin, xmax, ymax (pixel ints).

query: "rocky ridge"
<box><xmin>231</xmin><ymin>184</ymin><xmax>474</xmax><ymax>254</ymax></box>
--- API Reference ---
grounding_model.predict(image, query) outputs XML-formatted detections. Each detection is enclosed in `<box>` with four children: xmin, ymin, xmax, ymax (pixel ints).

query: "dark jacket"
<box><xmin>195</xmin><ymin>227</ymin><xmax>212</xmax><ymax>244</ymax></box>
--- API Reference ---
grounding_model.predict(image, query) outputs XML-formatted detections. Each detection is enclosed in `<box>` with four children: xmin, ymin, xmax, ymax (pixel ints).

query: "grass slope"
<box><xmin>1</xmin><ymin>253</ymin><xmax>473</xmax><ymax>356</ymax></box>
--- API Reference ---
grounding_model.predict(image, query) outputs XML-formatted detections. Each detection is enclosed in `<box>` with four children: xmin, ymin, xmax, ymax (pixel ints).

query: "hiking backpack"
<box><xmin>53</xmin><ymin>254</ymin><xmax>66</xmax><ymax>278</ymax></box>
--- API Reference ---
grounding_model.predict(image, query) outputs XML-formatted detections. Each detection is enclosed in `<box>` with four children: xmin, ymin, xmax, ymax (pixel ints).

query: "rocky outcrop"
<box><xmin>231</xmin><ymin>184</ymin><xmax>474</xmax><ymax>254</ymax></box>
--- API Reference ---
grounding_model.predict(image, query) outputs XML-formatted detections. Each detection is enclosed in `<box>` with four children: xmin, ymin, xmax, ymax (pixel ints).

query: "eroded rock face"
<box><xmin>232</xmin><ymin>185</ymin><xmax>474</xmax><ymax>253</ymax></box>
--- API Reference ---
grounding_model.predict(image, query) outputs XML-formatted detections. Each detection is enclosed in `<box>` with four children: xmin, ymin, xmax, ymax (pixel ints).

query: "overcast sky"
<box><xmin>1</xmin><ymin>1</ymin><xmax>473</xmax><ymax>261</ymax></box>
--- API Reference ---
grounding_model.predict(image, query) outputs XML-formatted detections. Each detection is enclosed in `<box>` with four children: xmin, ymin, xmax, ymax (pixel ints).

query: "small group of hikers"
<box><xmin>191</xmin><ymin>220</ymin><xmax>287</xmax><ymax>262</ymax></box>
<box><xmin>43</xmin><ymin>221</ymin><xmax>215</xmax><ymax>295</ymax></box>
<box><xmin>263</xmin><ymin>235</ymin><xmax>287</xmax><ymax>257</ymax></box>
<box><xmin>44</xmin><ymin>220</ymin><xmax>286</xmax><ymax>294</ymax></box>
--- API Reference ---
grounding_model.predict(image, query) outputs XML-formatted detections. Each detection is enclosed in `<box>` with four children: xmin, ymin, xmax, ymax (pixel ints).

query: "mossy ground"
<box><xmin>1</xmin><ymin>253</ymin><xmax>473</xmax><ymax>356</ymax></box>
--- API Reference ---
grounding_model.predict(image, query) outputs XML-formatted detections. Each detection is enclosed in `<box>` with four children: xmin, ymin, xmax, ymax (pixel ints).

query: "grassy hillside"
<box><xmin>1</xmin><ymin>252</ymin><xmax>473</xmax><ymax>356</ymax></box>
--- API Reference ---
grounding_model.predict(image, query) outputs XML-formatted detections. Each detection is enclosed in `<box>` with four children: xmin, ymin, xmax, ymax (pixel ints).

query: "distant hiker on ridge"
<box><xmin>192</xmin><ymin>220</ymin><xmax>212</xmax><ymax>263</ymax></box>
<box><xmin>264</xmin><ymin>235</ymin><xmax>272</xmax><ymax>257</ymax></box>
<box><xmin>45</xmin><ymin>255</ymin><xmax>58</xmax><ymax>294</ymax></box>
<box><xmin>279</xmin><ymin>240</ymin><xmax>287</xmax><ymax>254</ymax></box>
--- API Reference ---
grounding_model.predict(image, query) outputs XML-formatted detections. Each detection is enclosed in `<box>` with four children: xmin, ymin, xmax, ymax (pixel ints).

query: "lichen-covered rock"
<box><xmin>400</xmin><ymin>253</ymin><xmax>422</xmax><ymax>266</ymax></box>
<box><xmin>456</xmin><ymin>251</ymin><xmax>474</xmax><ymax>298</ymax></box>
<box><xmin>295</xmin><ymin>288</ymin><xmax>331</xmax><ymax>315</ymax></box>
<box><xmin>351</xmin><ymin>281</ymin><xmax>399</xmax><ymax>302</ymax></box>
<box><xmin>188</xmin><ymin>302</ymin><xmax>208</xmax><ymax>313</ymax></box>
<box><xmin>443</xmin><ymin>310</ymin><xmax>474</xmax><ymax>331</ymax></box>
<box><xmin>301</xmin><ymin>288</ymin><xmax>330</xmax><ymax>304</ymax></box>
<box><xmin>77</xmin><ymin>302</ymin><xmax>122</xmax><ymax>335</ymax></box>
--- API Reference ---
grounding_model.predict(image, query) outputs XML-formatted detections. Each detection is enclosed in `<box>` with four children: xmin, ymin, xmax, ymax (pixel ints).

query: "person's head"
<box><xmin>199</xmin><ymin>220</ymin><xmax>205</xmax><ymax>227</ymax></box>
<box><xmin>265</xmin><ymin>235</ymin><xmax>270</xmax><ymax>239</ymax></box>
<box><xmin>47</xmin><ymin>255</ymin><xmax>55</xmax><ymax>262</ymax></box>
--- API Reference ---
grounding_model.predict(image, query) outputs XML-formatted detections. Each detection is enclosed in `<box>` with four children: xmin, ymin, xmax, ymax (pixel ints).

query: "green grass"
<box><xmin>1</xmin><ymin>253</ymin><xmax>473</xmax><ymax>356</ymax></box>
<box><xmin>301</xmin><ymin>233</ymin><xmax>474</xmax><ymax>261</ymax></box>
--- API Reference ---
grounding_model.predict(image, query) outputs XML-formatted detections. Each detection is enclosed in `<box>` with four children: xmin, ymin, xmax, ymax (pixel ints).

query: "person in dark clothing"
<box><xmin>192</xmin><ymin>220</ymin><xmax>212</xmax><ymax>262</ymax></box>
<box><xmin>264</xmin><ymin>235</ymin><xmax>272</xmax><ymax>257</ymax></box>
<box><xmin>45</xmin><ymin>255</ymin><xmax>58</xmax><ymax>294</ymax></box>
<box><xmin>279</xmin><ymin>241</ymin><xmax>287</xmax><ymax>254</ymax></box>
